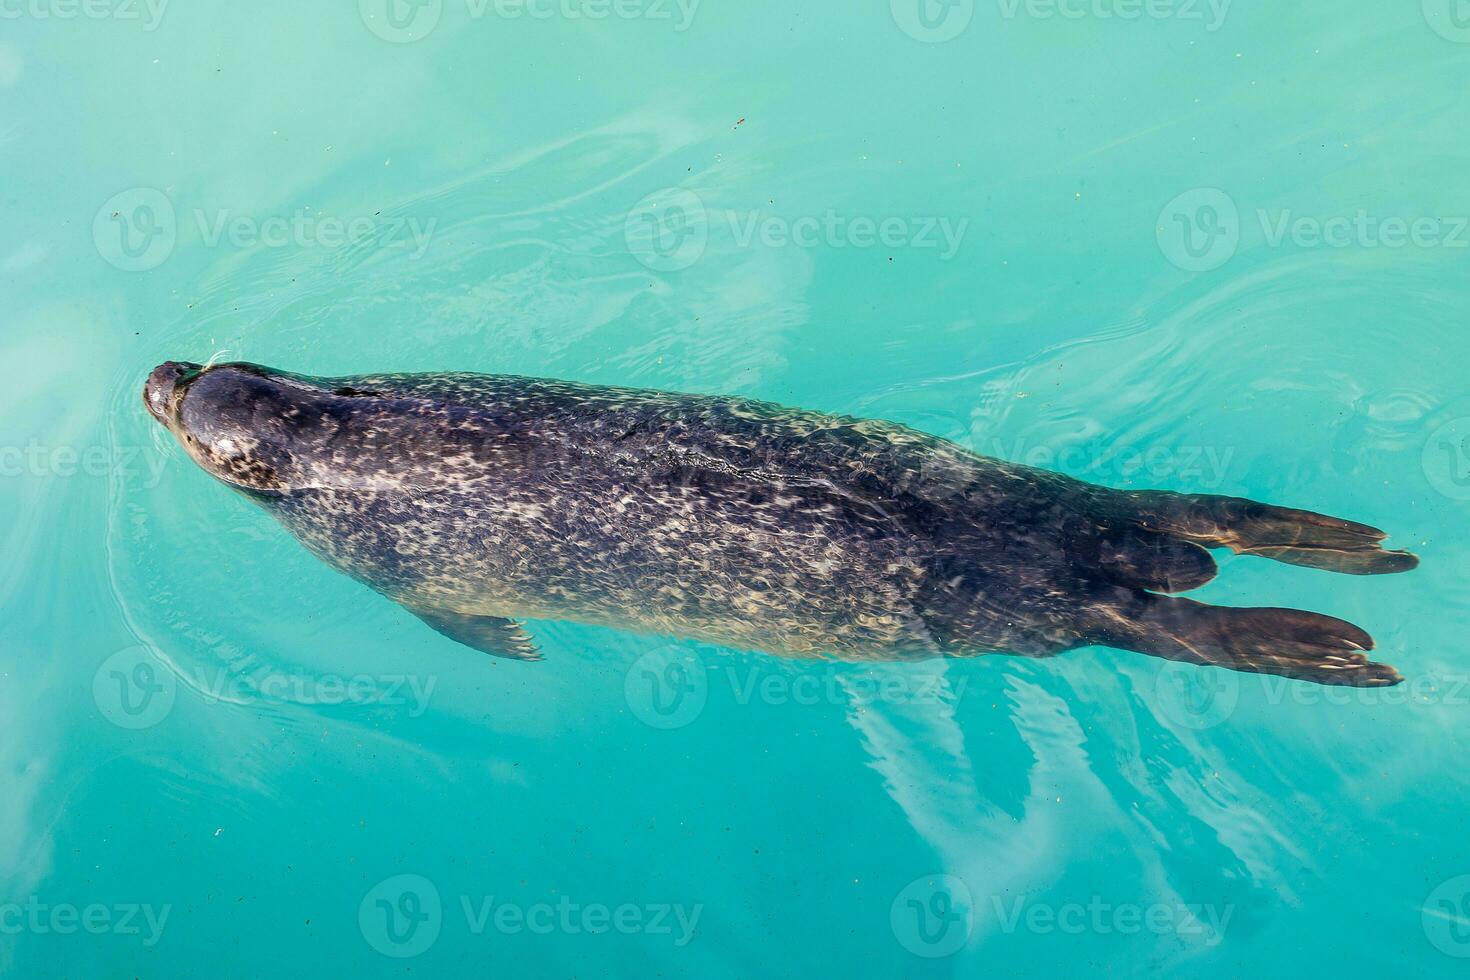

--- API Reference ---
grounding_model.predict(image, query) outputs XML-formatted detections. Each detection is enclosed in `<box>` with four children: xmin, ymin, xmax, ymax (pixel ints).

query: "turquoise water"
<box><xmin>4</xmin><ymin>1</ymin><xmax>1470</xmax><ymax>975</ymax></box>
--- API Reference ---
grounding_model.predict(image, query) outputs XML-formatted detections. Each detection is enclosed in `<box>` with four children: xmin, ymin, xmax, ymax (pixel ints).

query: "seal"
<box><xmin>144</xmin><ymin>360</ymin><xmax>1417</xmax><ymax>686</ymax></box>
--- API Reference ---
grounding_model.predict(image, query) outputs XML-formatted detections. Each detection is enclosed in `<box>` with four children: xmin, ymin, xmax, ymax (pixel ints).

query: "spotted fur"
<box><xmin>141</xmin><ymin>360</ymin><xmax>1415</xmax><ymax>686</ymax></box>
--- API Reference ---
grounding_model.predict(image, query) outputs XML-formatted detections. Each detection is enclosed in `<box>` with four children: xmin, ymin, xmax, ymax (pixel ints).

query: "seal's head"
<box><xmin>144</xmin><ymin>360</ymin><xmax>350</xmax><ymax>495</ymax></box>
<box><xmin>144</xmin><ymin>360</ymin><xmax>476</xmax><ymax>497</ymax></box>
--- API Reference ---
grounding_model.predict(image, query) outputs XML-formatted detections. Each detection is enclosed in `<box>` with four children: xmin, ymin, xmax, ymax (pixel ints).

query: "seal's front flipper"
<box><xmin>1097</xmin><ymin>593</ymin><xmax>1401</xmax><ymax>687</ymax></box>
<box><xmin>1122</xmin><ymin>491</ymin><xmax>1419</xmax><ymax>575</ymax></box>
<box><xmin>408</xmin><ymin>607</ymin><xmax>543</xmax><ymax>661</ymax></box>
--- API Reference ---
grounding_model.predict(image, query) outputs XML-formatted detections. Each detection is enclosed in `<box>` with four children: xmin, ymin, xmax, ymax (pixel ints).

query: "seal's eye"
<box><xmin>333</xmin><ymin>386</ymin><xmax>381</xmax><ymax>398</ymax></box>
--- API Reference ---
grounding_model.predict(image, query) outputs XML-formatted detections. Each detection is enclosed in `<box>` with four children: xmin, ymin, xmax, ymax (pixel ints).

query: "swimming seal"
<box><xmin>144</xmin><ymin>360</ymin><xmax>1417</xmax><ymax>687</ymax></box>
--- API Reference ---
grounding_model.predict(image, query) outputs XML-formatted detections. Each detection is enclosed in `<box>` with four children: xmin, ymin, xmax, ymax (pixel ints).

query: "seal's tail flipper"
<box><xmin>1099</xmin><ymin>593</ymin><xmax>1402</xmax><ymax>687</ymax></box>
<box><xmin>1121</xmin><ymin>491</ymin><xmax>1419</xmax><ymax>575</ymax></box>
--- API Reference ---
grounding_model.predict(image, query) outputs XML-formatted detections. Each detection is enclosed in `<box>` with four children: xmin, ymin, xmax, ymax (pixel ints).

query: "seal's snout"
<box><xmin>144</xmin><ymin>360</ymin><xmax>203</xmax><ymax>423</ymax></box>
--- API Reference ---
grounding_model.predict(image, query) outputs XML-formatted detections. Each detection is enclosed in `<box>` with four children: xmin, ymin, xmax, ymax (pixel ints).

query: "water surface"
<box><xmin>2</xmin><ymin>1</ymin><xmax>1469</xmax><ymax>975</ymax></box>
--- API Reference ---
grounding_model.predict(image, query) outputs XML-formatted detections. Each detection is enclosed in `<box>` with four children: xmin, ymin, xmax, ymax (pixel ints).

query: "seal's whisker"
<box><xmin>203</xmin><ymin>349</ymin><xmax>233</xmax><ymax>371</ymax></box>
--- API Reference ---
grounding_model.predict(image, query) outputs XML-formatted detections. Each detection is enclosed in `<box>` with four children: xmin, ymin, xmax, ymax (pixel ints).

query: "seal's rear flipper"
<box><xmin>1094</xmin><ymin>531</ymin><xmax>1217</xmax><ymax>593</ymax></box>
<box><xmin>1122</xmin><ymin>491</ymin><xmax>1419</xmax><ymax>575</ymax></box>
<box><xmin>1099</xmin><ymin>593</ymin><xmax>1403</xmax><ymax>687</ymax></box>
<box><xmin>407</xmin><ymin>607</ymin><xmax>544</xmax><ymax>661</ymax></box>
